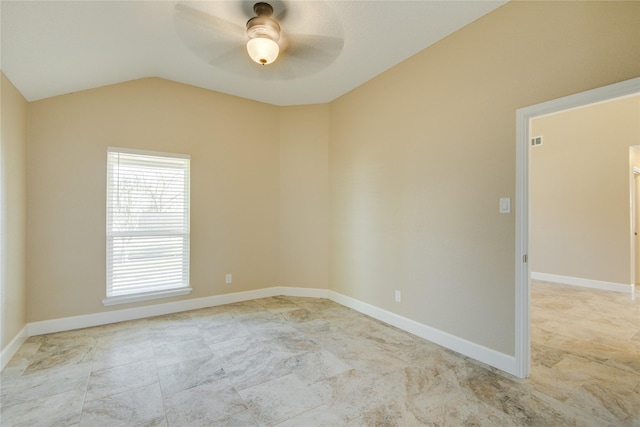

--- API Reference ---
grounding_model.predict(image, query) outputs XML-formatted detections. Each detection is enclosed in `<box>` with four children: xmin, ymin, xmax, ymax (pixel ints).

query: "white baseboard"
<box><xmin>531</xmin><ymin>272</ymin><xmax>634</xmax><ymax>294</ymax></box>
<box><xmin>27</xmin><ymin>287</ymin><xmax>328</xmax><ymax>337</ymax></box>
<box><xmin>327</xmin><ymin>291</ymin><xmax>517</xmax><ymax>376</ymax></box>
<box><xmin>277</xmin><ymin>287</ymin><xmax>329</xmax><ymax>299</ymax></box>
<box><xmin>6</xmin><ymin>285</ymin><xmax>514</xmax><ymax>377</ymax></box>
<box><xmin>1</xmin><ymin>325</ymin><xmax>28</xmax><ymax>370</ymax></box>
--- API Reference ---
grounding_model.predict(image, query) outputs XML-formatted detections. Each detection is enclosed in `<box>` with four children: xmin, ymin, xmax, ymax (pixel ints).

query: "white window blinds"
<box><xmin>106</xmin><ymin>148</ymin><xmax>190</xmax><ymax>301</ymax></box>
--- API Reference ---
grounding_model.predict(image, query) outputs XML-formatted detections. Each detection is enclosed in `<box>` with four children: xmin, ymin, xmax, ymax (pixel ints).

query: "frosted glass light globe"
<box><xmin>247</xmin><ymin>37</ymin><xmax>279</xmax><ymax>65</ymax></box>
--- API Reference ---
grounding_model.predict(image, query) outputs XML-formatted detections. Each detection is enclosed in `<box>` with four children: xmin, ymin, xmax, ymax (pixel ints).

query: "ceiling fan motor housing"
<box><xmin>246</xmin><ymin>2</ymin><xmax>281</xmax><ymax>65</ymax></box>
<box><xmin>246</xmin><ymin>16</ymin><xmax>280</xmax><ymax>42</ymax></box>
<box><xmin>246</xmin><ymin>2</ymin><xmax>280</xmax><ymax>43</ymax></box>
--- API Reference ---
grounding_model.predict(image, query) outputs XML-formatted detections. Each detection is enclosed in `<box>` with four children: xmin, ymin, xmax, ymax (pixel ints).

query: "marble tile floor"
<box><xmin>1</xmin><ymin>281</ymin><xmax>638</xmax><ymax>426</ymax></box>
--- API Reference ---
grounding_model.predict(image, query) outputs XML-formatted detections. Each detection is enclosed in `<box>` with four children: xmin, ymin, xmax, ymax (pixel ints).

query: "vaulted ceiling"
<box><xmin>1</xmin><ymin>1</ymin><xmax>507</xmax><ymax>106</ymax></box>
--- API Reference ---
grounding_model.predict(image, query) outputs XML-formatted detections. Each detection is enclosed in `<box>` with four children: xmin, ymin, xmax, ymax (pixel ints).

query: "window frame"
<box><xmin>103</xmin><ymin>147</ymin><xmax>192</xmax><ymax>306</ymax></box>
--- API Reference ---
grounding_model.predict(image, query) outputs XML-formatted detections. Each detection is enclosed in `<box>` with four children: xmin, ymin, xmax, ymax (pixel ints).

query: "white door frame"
<box><xmin>632</xmin><ymin>166</ymin><xmax>640</xmax><ymax>289</ymax></box>
<box><xmin>630</xmin><ymin>166</ymin><xmax>640</xmax><ymax>292</ymax></box>
<box><xmin>514</xmin><ymin>77</ymin><xmax>640</xmax><ymax>379</ymax></box>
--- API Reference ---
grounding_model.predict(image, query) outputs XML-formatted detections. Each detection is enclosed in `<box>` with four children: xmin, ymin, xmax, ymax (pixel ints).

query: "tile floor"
<box><xmin>1</xmin><ymin>281</ymin><xmax>639</xmax><ymax>426</ymax></box>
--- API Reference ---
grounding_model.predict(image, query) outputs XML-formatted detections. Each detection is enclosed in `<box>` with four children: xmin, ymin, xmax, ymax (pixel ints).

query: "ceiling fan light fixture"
<box><xmin>247</xmin><ymin>37</ymin><xmax>279</xmax><ymax>65</ymax></box>
<box><xmin>246</xmin><ymin>2</ymin><xmax>280</xmax><ymax>65</ymax></box>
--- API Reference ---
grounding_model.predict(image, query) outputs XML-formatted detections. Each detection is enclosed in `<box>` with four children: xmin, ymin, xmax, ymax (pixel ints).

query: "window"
<box><xmin>104</xmin><ymin>147</ymin><xmax>191</xmax><ymax>306</ymax></box>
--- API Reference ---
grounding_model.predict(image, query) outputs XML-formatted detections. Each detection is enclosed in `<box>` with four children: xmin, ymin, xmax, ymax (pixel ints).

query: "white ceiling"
<box><xmin>1</xmin><ymin>1</ymin><xmax>506</xmax><ymax>106</ymax></box>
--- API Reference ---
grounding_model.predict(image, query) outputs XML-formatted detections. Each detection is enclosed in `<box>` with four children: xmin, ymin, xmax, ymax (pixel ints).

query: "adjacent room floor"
<box><xmin>1</xmin><ymin>281</ymin><xmax>638</xmax><ymax>426</ymax></box>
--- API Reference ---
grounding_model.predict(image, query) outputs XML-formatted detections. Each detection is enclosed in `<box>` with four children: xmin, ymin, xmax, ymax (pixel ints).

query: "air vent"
<box><xmin>531</xmin><ymin>136</ymin><xmax>543</xmax><ymax>147</ymax></box>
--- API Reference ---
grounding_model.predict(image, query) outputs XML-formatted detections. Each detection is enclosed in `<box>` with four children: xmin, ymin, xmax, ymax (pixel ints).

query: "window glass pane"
<box><xmin>106</xmin><ymin>148</ymin><xmax>190</xmax><ymax>298</ymax></box>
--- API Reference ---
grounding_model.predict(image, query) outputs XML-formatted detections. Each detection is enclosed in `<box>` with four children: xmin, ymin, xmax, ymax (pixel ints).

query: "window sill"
<box><xmin>102</xmin><ymin>288</ymin><xmax>193</xmax><ymax>307</ymax></box>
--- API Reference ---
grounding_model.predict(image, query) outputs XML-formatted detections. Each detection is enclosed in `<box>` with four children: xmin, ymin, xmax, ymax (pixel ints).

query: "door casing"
<box><xmin>514</xmin><ymin>77</ymin><xmax>640</xmax><ymax>379</ymax></box>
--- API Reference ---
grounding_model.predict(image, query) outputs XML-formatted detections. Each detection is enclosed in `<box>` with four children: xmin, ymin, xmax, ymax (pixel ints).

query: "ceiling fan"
<box><xmin>174</xmin><ymin>1</ymin><xmax>345</xmax><ymax>80</ymax></box>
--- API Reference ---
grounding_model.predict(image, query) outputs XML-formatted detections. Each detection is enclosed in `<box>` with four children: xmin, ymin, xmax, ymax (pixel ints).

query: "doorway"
<box><xmin>514</xmin><ymin>77</ymin><xmax>640</xmax><ymax>378</ymax></box>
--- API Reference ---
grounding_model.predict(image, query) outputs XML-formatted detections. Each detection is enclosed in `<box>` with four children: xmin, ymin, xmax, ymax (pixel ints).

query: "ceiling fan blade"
<box><xmin>174</xmin><ymin>3</ymin><xmax>245</xmax><ymax>43</ymax></box>
<box><xmin>189</xmin><ymin>43</ymin><xmax>243</xmax><ymax>67</ymax></box>
<box><xmin>274</xmin><ymin>5</ymin><xmax>287</xmax><ymax>22</ymax></box>
<box><xmin>174</xmin><ymin>2</ymin><xmax>250</xmax><ymax>69</ymax></box>
<box><xmin>209</xmin><ymin>45</ymin><xmax>250</xmax><ymax>68</ymax></box>
<box><xmin>283</xmin><ymin>34</ymin><xmax>344</xmax><ymax>59</ymax></box>
<box><xmin>211</xmin><ymin>49</ymin><xmax>297</xmax><ymax>81</ymax></box>
<box><xmin>269</xmin><ymin>34</ymin><xmax>345</xmax><ymax>78</ymax></box>
<box><xmin>262</xmin><ymin>60</ymin><xmax>297</xmax><ymax>80</ymax></box>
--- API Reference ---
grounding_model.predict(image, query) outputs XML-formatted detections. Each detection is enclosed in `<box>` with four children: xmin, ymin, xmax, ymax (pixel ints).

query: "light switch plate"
<box><xmin>499</xmin><ymin>197</ymin><xmax>511</xmax><ymax>214</ymax></box>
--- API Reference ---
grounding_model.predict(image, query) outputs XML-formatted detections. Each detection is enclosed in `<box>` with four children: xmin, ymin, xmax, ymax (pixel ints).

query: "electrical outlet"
<box><xmin>225</xmin><ymin>274</ymin><xmax>232</xmax><ymax>284</ymax></box>
<box><xmin>395</xmin><ymin>290</ymin><xmax>401</xmax><ymax>302</ymax></box>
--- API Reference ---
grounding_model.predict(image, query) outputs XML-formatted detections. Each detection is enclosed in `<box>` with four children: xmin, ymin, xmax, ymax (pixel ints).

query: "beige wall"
<box><xmin>329</xmin><ymin>1</ymin><xmax>640</xmax><ymax>355</ymax></box>
<box><xmin>279</xmin><ymin>105</ymin><xmax>330</xmax><ymax>288</ymax></box>
<box><xmin>27</xmin><ymin>78</ymin><xmax>282</xmax><ymax>322</ymax></box>
<box><xmin>7</xmin><ymin>1</ymin><xmax>640</xmax><ymax>358</ymax></box>
<box><xmin>1</xmin><ymin>72</ymin><xmax>28</xmax><ymax>349</ymax></box>
<box><xmin>530</xmin><ymin>96</ymin><xmax>640</xmax><ymax>285</ymax></box>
